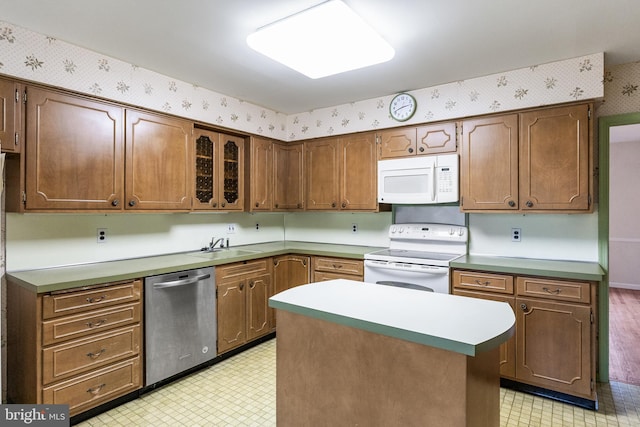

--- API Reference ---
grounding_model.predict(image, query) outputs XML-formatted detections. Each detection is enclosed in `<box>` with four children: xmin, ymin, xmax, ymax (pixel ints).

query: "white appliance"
<box><xmin>377</xmin><ymin>154</ymin><xmax>459</xmax><ymax>204</ymax></box>
<box><xmin>364</xmin><ymin>223</ymin><xmax>468</xmax><ymax>293</ymax></box>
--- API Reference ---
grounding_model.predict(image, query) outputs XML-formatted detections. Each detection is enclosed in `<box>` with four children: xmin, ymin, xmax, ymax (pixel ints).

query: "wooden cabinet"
<box><xmin>306</xmin><ymin>133</ymin><xmax>378</xmax><ymax>211</ymax></box>
<box><xmin>460</xmin><ymin>103</ymin><xmax>593</xmax><ymax>213</ymax></box>
<box><xmin>125</xmin><ymin>109</ymin><xmax>192</xmax><ymax>210</ymax></box>
<box><xmin>7</xmin><ymin>278</ymin><xmax>143</xmax><ymax>416</ymax></box>
<box><xmin>271</xmin><ymin>255</ymin><xmax>311</xmax><ymax>328</ymax></box>
<box><xmin>0</xmin><ymin>77</ymin><xmax>22</xmax><ymax>153</ymax></box>
<box><xmin>452</xmin><ymin>269</ymin><xmax>597</xmax><ymax>403</ymax></box>
<box><xmin>20</xmin><ymin>86</ymin><xmax>125</xmax><ymax>211</ymax></box>
<box><xmin>312</xmin><ymin>256</ymin><xmax>364</xmax><ymax>282</ymax></box>
<box><xmin>193</xmin><ymin>129</ymin><xmax>244</xmax><ymax>211</ymax></box>
<box><xmin>245</xmin><ymin>136</ymin><xmax>274</xmax><ymax>211</ymax></box>
<box><xmin>216</xmin><ymin>259</ymin><xmax>272</xmax><ymax>354</ymax></box>
<box><xmin>273</xmin><ymin>141</ymin><xmax>304</xmax><ymax>210</ymax></box>
<box><xmin>377</xmin><ymin>122</ymin><xmax>457</xmax><ymax>159</ymax></box>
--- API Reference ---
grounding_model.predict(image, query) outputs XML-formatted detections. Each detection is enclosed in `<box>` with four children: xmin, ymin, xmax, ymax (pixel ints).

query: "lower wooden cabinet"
<box><xmin>7</xmin><ymin>278</ymin><xmax>143</xmax><ymax>416</ymax></box>
<box><xmin>216</xmin><ymin>259</ymin><xmax>272</xmax><ymax>354</ymax></box>
<box><xmin>312</xmin><ymin>256</ymin><xmax>364</xmax><ymax>282</ymax></box>
<box><xmin>452</xmin><ymin>270</ymin><xmax>597</xmax><ymax>402</ymax></box>
<box><xmin>271</xmin><ymin>255</ymin><xmax>311</xmax><ymax>329</ymax></box>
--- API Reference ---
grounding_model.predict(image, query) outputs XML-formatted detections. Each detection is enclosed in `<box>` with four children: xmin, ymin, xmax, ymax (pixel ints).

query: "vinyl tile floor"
<box><xmin>77</xmin><ymin>338</ymin><xmax>640</xmax><ymax>427</ymax></box>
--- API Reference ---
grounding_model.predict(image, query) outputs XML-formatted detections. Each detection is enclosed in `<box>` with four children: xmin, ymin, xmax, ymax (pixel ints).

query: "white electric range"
<box><xmin>364</xmin><ymin>223</ymin><xmax>468</xmax><ymax>293</ymax></box>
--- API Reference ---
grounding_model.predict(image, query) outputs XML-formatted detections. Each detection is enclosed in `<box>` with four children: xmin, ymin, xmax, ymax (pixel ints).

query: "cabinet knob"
<box><xmin>526</xmin><ymin>200</ymin><xmax>533</xmax><ymax>208</ymax></box>
<box><xmin>408</xmin><ymin>148</ymin><xmax>414</xmax><ymax>153</ymax></box>
<box><xmin>128</xmin><ymin>200</ymin><xmax>136</xmax><ymax>207</ymax></box>
<box><xmin>222</xmin><ymin>202</ymin><xmax>226</xmax><ymax>207</ymax></box>
<box><xmin>419</xmin><ymin>147</ymin><xmax>424</xmax><ymax>152</ymax></box>
<box><xmin>331</xmin><ymin>202</ymin><xmax>336</xmax><ymax>208</ymax></box>
<box><xmin>341</xmin><ymin>201</ymin><xmax>347</xmax><ymax>208</ymax></box>
<box><xmin>112</xmin><ymin>199</ymin><xmax>120</xmax><ymax>207</ymax></box>
<box><xmin>520</xmin><ymin>303</ymin><xmax>528</xmax><ymax>311</ymax></box>
<box><xmin>255</xmin><ymin>202</ymin><xmax>259</xmax><ymax>208</ymax></box>
<box><xmin>249</xmin><ymin>281</ymin><xmax>255</xmax><ymax>289</ymax></box>
<box><xmin>239</xmin><ymin>283</ymin><xmax>244</xmax><ymax>291</ymax></box>
<box><xmin>275</xmin><ymin>204</ymin><xmax>279</xmax><ymax>208</ymax></box>
<box><xmin>213</xmin><ymin>202</ymin><xmax>218</xmax><ymax>207</ymax></box>
<box><xmin>508</xmin><ymin>200</ymin><xmax>515</xmax><ymax>207</ymax></box>
<box><xmin>297</xmin><ymin>203</ymin><xmax>302</xmax><ymax>209</ymax></box>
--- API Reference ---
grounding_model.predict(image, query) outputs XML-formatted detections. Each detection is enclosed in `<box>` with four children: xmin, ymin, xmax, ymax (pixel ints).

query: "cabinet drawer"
<box><xmin>216</xmin><ymin>258</ymin><xmax>270</xmax><ymax>279</ymax></box>
<box><xmin>313</xmin><ymin>271</ymin><xmax>363</xmax><ymax>282</ymax></box>
<box><xmin>516</xmin><ymin>277</ymin><xmax>591</xmax><ymax>303</ymax></box>
<box><xmin>42</xmin><ymin>356</ymin><xmax>141</xmax><ymax>417</ymax></box>
<box><xmin>452</xmin><ymin>270</ymin><xmax>514</xmax><ymax>294</ymax></box>
<box><xmin>42</xmin><ymin>279</ymin><xmax>142</xmax><ymax>319</ymax></box>
<box><xmin>42</xmin><ymin>325</ymin><xmax>141</xmax><ymax>385</ymax></box>
<box><xmin>42</xmin><ymin>303</ymin><xmax>141</xmax><ymax>346</ymax></box>
<box><xmin>314</xmin><ymin>257</ymin><xmax>364</xmax><ymax>276</ymax></box>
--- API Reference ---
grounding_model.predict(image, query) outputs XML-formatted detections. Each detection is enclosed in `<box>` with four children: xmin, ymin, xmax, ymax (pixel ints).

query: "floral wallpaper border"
<box><xmin>0</xmin><ymin>20</ymin><xmax>604</xmax><ymax>142</ymax></box>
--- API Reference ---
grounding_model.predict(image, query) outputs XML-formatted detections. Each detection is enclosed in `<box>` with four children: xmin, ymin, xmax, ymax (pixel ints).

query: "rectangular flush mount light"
<box><xmin>247</xmin><ymin>0</ymin><xmax>395</xmax><ymax>79</ymax></box>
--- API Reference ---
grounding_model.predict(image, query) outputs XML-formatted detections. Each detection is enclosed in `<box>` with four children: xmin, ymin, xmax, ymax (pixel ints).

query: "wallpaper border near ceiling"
<box><xmin>0</xmin><ymin>20</ymin><xmax>603</xmax><ymax>141</ymax></box>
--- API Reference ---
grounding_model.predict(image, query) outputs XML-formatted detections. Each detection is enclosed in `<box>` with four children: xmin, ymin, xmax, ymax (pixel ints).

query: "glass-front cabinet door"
<box><xmin>193</xmin><ymin>129</ymin><xmax>244</xmax><ymax>211</ymax></box>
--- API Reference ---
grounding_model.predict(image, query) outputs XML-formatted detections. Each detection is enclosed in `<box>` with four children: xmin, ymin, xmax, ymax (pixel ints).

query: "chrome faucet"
<box><xmin>208</xmin><ymin>237</ymin><xmax>225</xmax><ymax>251</ymax></box>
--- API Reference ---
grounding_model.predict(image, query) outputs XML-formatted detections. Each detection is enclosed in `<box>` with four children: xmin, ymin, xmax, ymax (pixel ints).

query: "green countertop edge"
<box><xmin>269</xmin><ymin>298</ymin><xmax>515</xmax><ymax>356</ymax></box>
<box><xmin>451</xmin><ymin>255</ymin><xmax>604</xmax><ymax>281</ymax></box>
<box><xmin>7</xmin><ymin>241</ymin><xmax>382</xmax><ymax>294</ymax></box>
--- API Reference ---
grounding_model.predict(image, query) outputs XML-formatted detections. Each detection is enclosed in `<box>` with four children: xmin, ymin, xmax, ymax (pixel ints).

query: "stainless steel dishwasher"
<box><xmin>145</xmin><ymin>267</ymin><xmax>216</xmax><ymax>386</ymax></box>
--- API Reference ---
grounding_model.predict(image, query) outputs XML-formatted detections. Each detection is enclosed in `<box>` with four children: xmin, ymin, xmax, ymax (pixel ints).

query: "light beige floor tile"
<box><xmin>76</xmin><ymin>338</ymin><xmax>640</xmax><ymax>426</ymax></box>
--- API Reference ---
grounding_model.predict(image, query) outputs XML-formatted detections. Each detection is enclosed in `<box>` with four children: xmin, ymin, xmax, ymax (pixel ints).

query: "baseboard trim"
<box><xmin>609</xmin><ymin>282</ymin><xmax>640</xmax><ymax>291</ymax></box>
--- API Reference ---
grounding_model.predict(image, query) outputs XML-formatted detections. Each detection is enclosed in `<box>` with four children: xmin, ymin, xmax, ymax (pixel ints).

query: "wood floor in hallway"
<box><xmin>609</xmin><ymin>287</ymin><xmax>640</xmax><ymax>385</ymax></box>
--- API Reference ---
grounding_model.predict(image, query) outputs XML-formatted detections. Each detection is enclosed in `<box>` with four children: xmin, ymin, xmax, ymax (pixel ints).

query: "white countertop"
<box><xmin>269</xmin><ymin>279</ymin><xmax>515</xmax><ymax>356</ymax></box>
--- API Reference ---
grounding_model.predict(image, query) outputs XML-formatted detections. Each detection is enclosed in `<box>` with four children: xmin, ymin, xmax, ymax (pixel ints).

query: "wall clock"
<box><xmin>389</xmin><ymin>92</ymin><xmax>417</xmax><ymax>122</ymax></box>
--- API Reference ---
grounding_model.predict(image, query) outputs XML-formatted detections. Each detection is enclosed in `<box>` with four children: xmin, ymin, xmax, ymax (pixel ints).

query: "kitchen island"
<box><xmin>269</xmin><ymin>279</ymin><xmax>516</xmax><ymax>427</ymax></box>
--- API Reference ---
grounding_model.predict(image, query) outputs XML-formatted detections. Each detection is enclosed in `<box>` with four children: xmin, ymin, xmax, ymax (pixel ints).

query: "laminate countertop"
<box><xmin>269</xmin><ymin>279</ymin><xmax>516</xmax><ymax>356</ymax></box>
<box><xmin>7</xmin><ymin>241</ymin><xmax>383</xmax><ymax>294</ymax></box>
<box><xmin>451</xmin><ymin>255</ymin><xmax>604</xmax><ymax>281</ymax></box>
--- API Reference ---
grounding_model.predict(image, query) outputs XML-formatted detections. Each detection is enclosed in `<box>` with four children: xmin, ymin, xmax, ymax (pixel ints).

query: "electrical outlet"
<box><xmin>97</xmin><ymin>228</ymin><xmax>107</xmax><ymax>243</ymax></box>
<box><xmin>352</xmin><ymin>223</ymin><xmax>358</xmax><ymax>234</ymax></box>
<box><xmin>511</xmin><ymin>227</ymin><xmax>522</xmax><ymax>242</ymax></box>
<box><xmin>227</xmin><ymin>224</ymin><xmax>236</xmax><ymax>234</ymax></box>
<box><xmin>255</xmin><ymin>223</ymin><xmax>260</xmax><ymax>231</ymax></box>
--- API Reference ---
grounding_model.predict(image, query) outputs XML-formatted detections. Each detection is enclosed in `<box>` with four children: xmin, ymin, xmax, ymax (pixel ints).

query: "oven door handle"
<box><xmin>364</xmin><ymin>260</ymin><xmax>448</xmax><ymax>274</ymax></box>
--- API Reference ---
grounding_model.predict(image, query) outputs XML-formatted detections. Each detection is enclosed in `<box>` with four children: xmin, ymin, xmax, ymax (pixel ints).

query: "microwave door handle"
<box><xmin>432</xmin><ymin>163</ymin><xmax>438</xmax><ymax>202</ymax></box>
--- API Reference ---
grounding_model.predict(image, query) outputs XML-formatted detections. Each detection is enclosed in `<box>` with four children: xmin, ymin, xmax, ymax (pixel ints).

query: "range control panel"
<box><xmin>389</xmin><ymin>223</ymin><xmax>467</xmax><ymax>242</ymax></box>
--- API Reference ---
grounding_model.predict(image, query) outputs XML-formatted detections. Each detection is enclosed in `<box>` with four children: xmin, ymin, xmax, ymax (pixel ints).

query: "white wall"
<box><xmin>468</xmin><ymin>212</ymin><xmax>599</xmax><ymax>262</ymax></box>
<box><xmin>6</xmin><ymin>212</ymin><xmax>285</xmax><ymax>271</ymax></box>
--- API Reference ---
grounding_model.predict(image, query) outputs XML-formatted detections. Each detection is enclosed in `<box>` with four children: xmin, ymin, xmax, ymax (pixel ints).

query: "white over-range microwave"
<box><xmin>377</xmin><ymin>154</ymin><xmax>459</xmax><ymax>204</ymax></box>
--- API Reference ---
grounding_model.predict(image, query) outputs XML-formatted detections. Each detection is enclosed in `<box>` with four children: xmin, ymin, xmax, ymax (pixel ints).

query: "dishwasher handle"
<box><xmin>152</xmin><ymin>273</ymin><xmax>211</xmax><ymax>289</ymax></box>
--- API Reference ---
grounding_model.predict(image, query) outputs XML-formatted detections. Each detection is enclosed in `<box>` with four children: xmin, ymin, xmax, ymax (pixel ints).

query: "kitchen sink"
<box><xmin>186</xmin><ymin>248</ymin><xmax>262</xmax><ymax>259</ymax></box>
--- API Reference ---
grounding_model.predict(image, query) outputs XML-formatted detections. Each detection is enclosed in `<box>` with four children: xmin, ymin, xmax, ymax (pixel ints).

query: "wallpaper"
<box><xmin>0</xmin><ymin>19</ymin><xmax>604</xmax><ymax>141</ymax></box>
<box><xmin>597</xmin><ymin>60</ymin><xmax>640</xmax><ymax>117</ymax></box>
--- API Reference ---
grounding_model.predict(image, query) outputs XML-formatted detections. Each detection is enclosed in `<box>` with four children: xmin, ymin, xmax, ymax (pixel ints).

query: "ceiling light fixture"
<box><xmin>246</xmin><ymin>0</ymin><xmax>395</xmax><ymax>79</ymax></box>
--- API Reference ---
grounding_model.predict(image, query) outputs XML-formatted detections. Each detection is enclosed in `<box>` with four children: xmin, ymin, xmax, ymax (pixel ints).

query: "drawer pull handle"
<box><xmin>87</xmin><ymin>348</ymin><xmax>106</xmax><ymax>359</ymax></box>
<box><xmin>543</xmin><ymin>287</ymin><xmax>562</xmax><ymax>295</ymax></box>
<box><xmin>86</xmin><ymin>319</ymin><xmax>107</xmax><ymax>328</ymax></box>
<box><xmin>475</xmin><ymin>280</ymin><xmax>490</xmax><ymax>286</ymax></box>
<box><xmin>333</xmin><ymin>264</ymin><xmax>342</xmax><ymax>269</ymax></box>
<box><xmin>87</xmin><ymin>383</ymin><xmax>106</xmax><ymax>395</ymax></box>
<box><xmin>86</xmin><ymin>295</ymin><xmax>107</xmax><ymax>303</ymax></box>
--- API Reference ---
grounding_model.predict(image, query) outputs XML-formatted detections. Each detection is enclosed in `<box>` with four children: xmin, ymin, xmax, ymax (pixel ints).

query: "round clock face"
<box><xmin>390</xmin><ymin>93</ymin><xmax>417</xmax><ymax>122</ymax></box>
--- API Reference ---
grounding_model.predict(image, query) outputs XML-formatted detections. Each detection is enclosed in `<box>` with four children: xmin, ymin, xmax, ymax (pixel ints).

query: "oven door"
<box><xmin>363</xmin><ymin>259</ymin><xmax>450</xmax><ymax>294</ymax></box>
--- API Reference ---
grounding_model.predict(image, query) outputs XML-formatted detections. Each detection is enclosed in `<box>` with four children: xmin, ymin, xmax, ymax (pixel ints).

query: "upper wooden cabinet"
<box><xmin>306</xmin><ymin>132</ymin><xmax>378</xmax><ymax>211</ymax></box>
<box><xmin>245</xmin><ymin>136</ymin><xmax>274</xmax><ymax>211</ymax></box>
<box><xmin>22</xmin><ymin>87</ymin><xmax>125</xmax><ymax>211</ymax></box>
<box><xmin>460</xmin><ymin>114</ymin><xmax>519</xmax><ymax>211</ymax></box>
<box><xmin>273</xmin><ymin>141</ymin><xmax>304</xmax><ymax>211</ymax></box>
<box><xmin>125</xmin><ymin>109</ymin><xmax>193</xmax><ymax>210</ymax></box>
<box><xmin>377</xmin><ymin>122</ymin><xmax>457</xmax><ymax>159</ymax></box>
<box><xmin>460</xmin><ymin>103</ymin><xmax>593</xmax><ymax>213</ymax></box>
<box><xmin>0</xmin><ymin>77</ymin><xmax>23</xmax><ymax>153</ymax></box>
<box><xmin>193</xmin><ymin>129</ymin><xmax>244</xmax><ymax>211</ymax></box>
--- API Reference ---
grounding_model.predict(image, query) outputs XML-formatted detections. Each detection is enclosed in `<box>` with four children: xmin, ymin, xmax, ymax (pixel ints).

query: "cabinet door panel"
<box><xmin>0</xmin><ymin>78</ymin><xmax>21</xmax><ymax>153</ymax></box>
<box><xmin>193</xmin><ymin>129</ymin><xmax>219</xmax><ymax>209</ymax></box>
<box><xmin>272</xmin><ymin>255</ymin><xmax>310</xmax><ymax>328</ymax></box>
<box><xmin>247</xmin><ymin>274</ymin><xmax>271</xmax><ymax>340</ymax></box>
<box><xmin>219</xmin><ymin>134</ymin><xmax>244</xmax><ymax>210</ymax></box>
<box><xmin>460</xmin><ymin>114</ymin><xmax>518</xmax><ymax>210</ymax></box>
<box><xmin>416</xmin><ymin>122</ymin><xmax>456</xmax><ymax>155</ymax></box>
<box><xmin>25</xmin><ymin>88</ymin><xmax>124</xmax><ymax>210</ymax></box>
<box><xmin>340</xmin><ymin>133</ymin><xmax>377</xmax><ymax>210</ymax></box>
<box><xmin>519</xmin><ymin>105</ymin><xmax>590</xmax><ymax>210</ymax></box>
<box><xmin>216</xmin><ymin>279</ymin><xmax>246</xmax><ymax>354</ymax></box>
<box><xmin>247</xmin><ymin>137</ymin><xmax>273</xmax><ymax>211</ymax></box>
<box><xmin>306</xmin><ymin>138</ymin><xmax>339</xmax><ymax>210</ymax></box>
<box><xmin>125</xmin><ymin>110</ymin><xmax>192</xmax><ymax>210</ymax></box>
<box><xmin>378</xmin><ymin>128</ymin><xmax>416</xmax><ymax>159</ymax></box>
<box><xmin>273</xmin><ymin>142</ymin><xmax>304</xmax><ymax>210</ymax></box>
<box><xmin>516</xmin><ymin>297</ymin><xmax>592</xmax><ymax>398</ymax></box>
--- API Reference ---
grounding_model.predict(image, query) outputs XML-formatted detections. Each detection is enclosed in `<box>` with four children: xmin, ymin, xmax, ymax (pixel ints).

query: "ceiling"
<box><xmin>1</xmin><ymin>0</ymin><xmax>639</xmax><ymax>114</ymax></box>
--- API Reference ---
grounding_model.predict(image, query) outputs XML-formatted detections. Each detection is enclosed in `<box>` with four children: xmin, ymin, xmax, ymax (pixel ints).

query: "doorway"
<box><xmin>599</xmin><ymin>113</ymin><xmax>640</xmax><ymax>384</ymax></box>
